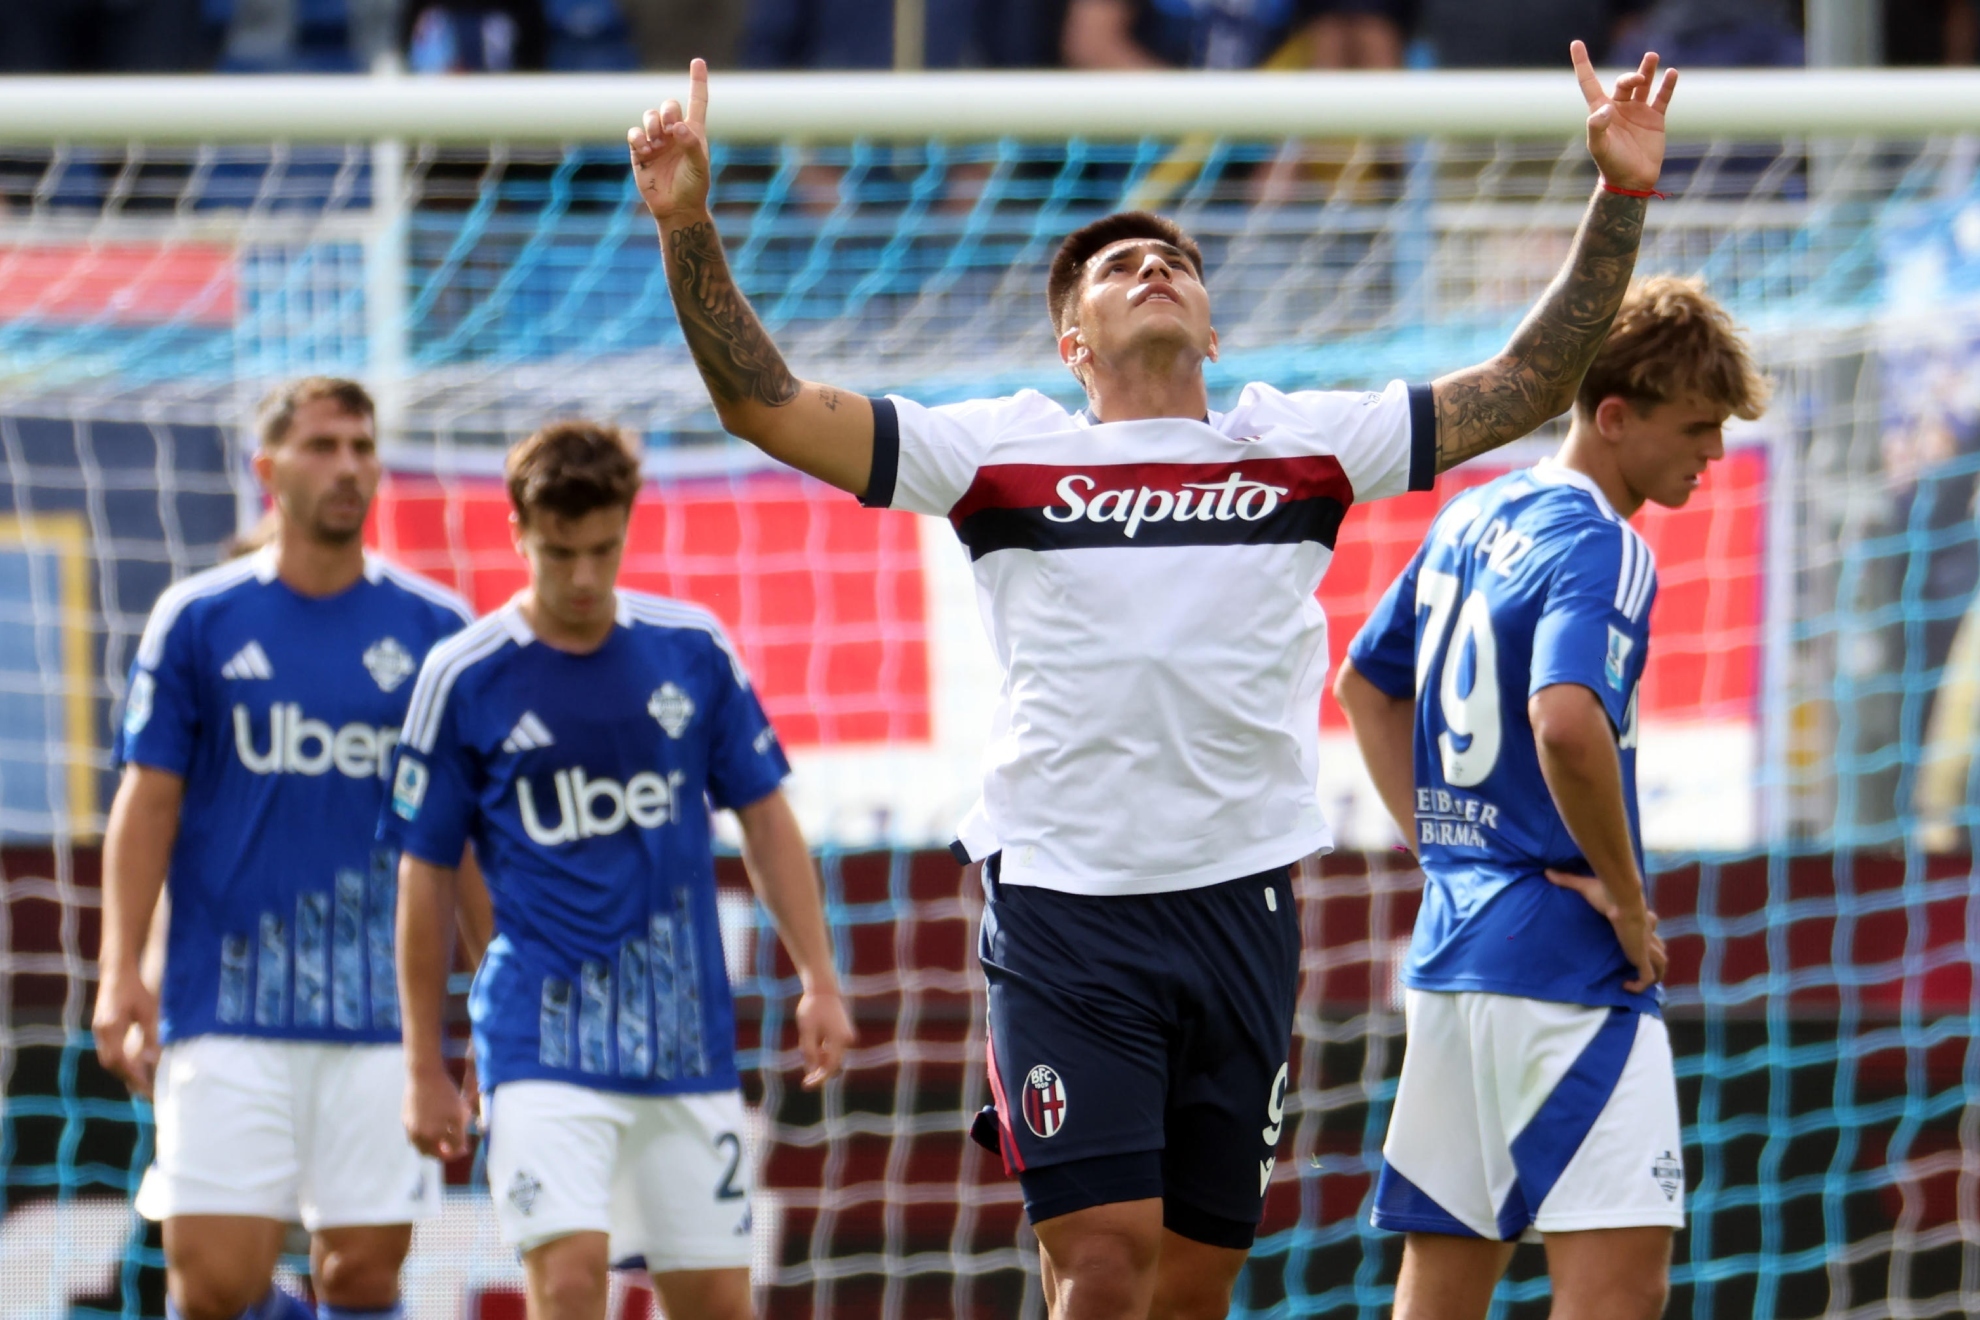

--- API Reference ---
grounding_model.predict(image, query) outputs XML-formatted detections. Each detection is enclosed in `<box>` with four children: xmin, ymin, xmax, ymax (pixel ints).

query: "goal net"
<box><xmin>1</xmin><ymin>69</ymin><xmax>1976</xmax><ymax>1318</ymax></box>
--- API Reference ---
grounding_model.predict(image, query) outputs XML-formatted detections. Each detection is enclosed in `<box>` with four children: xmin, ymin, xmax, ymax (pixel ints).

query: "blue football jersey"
<box><xmin>115</xmin><ymin>549</ymin><xmax>474</xmax><ymax>1045</ymax></box>
<box><xmin>1347</xmin><ymin>461</ymin><xmax>1659</xmax><ymax>1012</ymax></box>
<box><xmin>379</xmin><ymin>592</ymin><xmax>791</xmax><ymax>1097</ymax></box>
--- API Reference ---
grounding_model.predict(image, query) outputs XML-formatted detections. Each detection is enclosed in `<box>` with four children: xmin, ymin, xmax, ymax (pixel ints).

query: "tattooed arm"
<box><xmin>629</xmin><ymin>60</ymin><xmax>876</xmax><ymax>495</ymax></box>
<box><xmin>1431</xmin><ymin>42</ymin><xmax>1678</xmax><ymax>472</ymax></box>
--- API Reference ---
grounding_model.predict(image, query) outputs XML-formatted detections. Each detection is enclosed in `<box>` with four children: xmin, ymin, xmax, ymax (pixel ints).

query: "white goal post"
<box><xmin>1</xmin><ymin>68</ymin><xmax>1979</xmax><ymax>143</ymax></box>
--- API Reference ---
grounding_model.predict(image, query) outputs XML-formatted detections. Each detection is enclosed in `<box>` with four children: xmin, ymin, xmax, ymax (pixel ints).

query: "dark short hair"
<box><xmin>505</xmin><ymin>420</ymin><xmax>643</xmax><ymax>524</ymax></box>
<box><xmin>255</xmin><ymin>377</ymin><xmax>375</xmax><ymax>448</ymax></box>
<box><xmin>1046</xmin><ymin>211</ymin><xmax>1205</xmax><ymax>335</ymax></box>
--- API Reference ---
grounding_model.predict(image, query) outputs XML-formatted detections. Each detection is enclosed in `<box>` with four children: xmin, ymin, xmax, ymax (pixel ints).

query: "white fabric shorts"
<box><xmin>1374</xmin><ymin>989</ymin><xmax>1685</xmax><ymax>1240</ymax></box>
<box><xmin>135</xmin><ymin>1035</ymin><xmax>440</xmax><ymax>1229</ymax></box>
<box><xmin>482</xmin><ymin>1081</ymin><xmax>753</xmax><ymax>1273</ymax></box>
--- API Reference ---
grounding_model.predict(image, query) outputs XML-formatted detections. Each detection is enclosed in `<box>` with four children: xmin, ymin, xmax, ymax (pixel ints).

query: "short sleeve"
<box><xmin>862</xmin><ymin>394</ymin><xmax>1028</xmax><ymax>517</ymax></box>
<box><xmin>1256</xmin><ymin>379</ymin><xmax>1436</xmax><ymax>503</ymax></box>
<box><xmin>1529</xmin><ymin>526</ymin><xmax>1657</xmax><ymax>731</ymax></box>
<box><xmin>116</xmin><ymin>602</ymin><xmax>201</xmax><ymax>775</ymax></box>
<box><xmin>1346</xmin><ymin>543</ymin><xmax>1427</xmax><ymax>701</ymax></box>
<box><xmin>378</xmin><ymin>661</ymin><xmax>478</xmax><ymax>867</ymax></box>
<box><xmin>702</xmin><ymin>637</ymin><xmax>792</xmax><ymax>811</ymax></box>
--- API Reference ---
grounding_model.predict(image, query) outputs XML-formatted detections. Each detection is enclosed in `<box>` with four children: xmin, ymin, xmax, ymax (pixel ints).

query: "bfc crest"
<box><xmin>1022</xmin><ymin>1064</ymin><xmax>1068</xmax><ymax>1139</ymax></box>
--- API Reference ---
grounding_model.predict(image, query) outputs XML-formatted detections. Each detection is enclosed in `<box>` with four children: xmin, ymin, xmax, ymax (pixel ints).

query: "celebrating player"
<box><xmin>386</xmin><ymin>421</ymin><xmax>854</xmax><ymax>1320</ymax></box>
<box><xmin>93</xmin><ymin>378</ymin><xmax>476</xmax><ymax>1320</ymax></box>
<box><xmin>630</xmin><ymin>43</ymin><xmax>1674</xmax><ymax>1319</ymax></box>
<box><xmin>1334</xmin><ymin>278</ymin><xmax>1766</xmax><ymax>1318</ymax></box>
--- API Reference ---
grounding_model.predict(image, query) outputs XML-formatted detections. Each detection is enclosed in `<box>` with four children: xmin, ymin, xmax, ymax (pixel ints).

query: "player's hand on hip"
<box><xmin>628</xmin><ymin>58</ymin><xmax>714</xmax><ymax>225</ymax></box>
<box><xmin>795</xmin><ymin>983</ymin><xmax>856</xmax><ymax>1090</ymax></box>
<box><xmin>404</xmin><ymin>1061</ymin><xmax>473</xmax><ymax>1162</ymax></box>
<box><xmin>1571</xmin><ymin>39</ymin><xmax>1677</xmax><ymax>193</ymax></box>
<box><xmin>1546</xmin><ymin>868</ymin><xmax>1667</xmax><ymax>993</ymax></box>
<box><xmin>90</xmin><ymin>969</ymin><xmax>159</xmax><ymax>1098</ymax></box>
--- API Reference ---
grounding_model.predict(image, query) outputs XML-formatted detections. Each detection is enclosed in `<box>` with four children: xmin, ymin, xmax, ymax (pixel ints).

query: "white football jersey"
<box><xmin>864</xmin><ymin>379</ymin><xmax>1435</xmax><ymax>895</ymax></box>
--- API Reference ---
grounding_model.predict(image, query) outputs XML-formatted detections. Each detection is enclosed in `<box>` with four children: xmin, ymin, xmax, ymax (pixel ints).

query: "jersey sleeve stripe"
<box><xmin>1625</xmin><ymin>532</ymin><xmax>1656</xmax><ymax>619</ymax></box>
<box><xmin>1611</xmin><ymin>530</ymin><xmax>1636</xmax><ymax>616</ymax></box>
<box><xmin>859</xmin><ymin>396</ymin><xmax>901</xmax><ymax>510</ymax></box>
<box><xmin>134</xmin><ymin>559</ymin><xmax>259</xmax><ymax>669</ymax></box>
<box><xmin>621</xmin><ymin>594</ymin><xmax>753</xmax><ymax>688</ymax></box>
<box><xmin>372</xmin><ymin>559</ymin><xmax>475</xmax><ymax>624</ymax></box>
<box><xmin>1406</xmin><ymin>383</ymin><xmax>1437</xmax><ymax>493</ymax></box>
<box><xmin>402</xmin><ymin>618</ymin><xmax>511</xmax><ymax>753</ymax></box>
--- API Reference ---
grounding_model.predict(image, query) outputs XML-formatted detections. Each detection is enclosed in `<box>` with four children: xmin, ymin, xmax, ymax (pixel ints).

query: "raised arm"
<box><xmin>1431</xmin><ymin>42</ymin><xmax>1678</xmax><ymax>472</ymax></box>
<box><xmin>630</xmin><ymin>61</ymin><xmax>876</xmax><ymax>496</ymax></box>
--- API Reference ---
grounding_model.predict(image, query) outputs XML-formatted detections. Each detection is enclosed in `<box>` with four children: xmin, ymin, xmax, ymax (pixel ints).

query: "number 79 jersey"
<box><xmin>1347</xmin><ymin>461</ymin><xmax>1659</xmax><ymax>1012</ymax></box>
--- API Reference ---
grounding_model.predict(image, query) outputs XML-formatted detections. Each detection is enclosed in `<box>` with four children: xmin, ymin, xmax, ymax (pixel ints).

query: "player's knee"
<box><xmin>531</xmin><ymin>1255</ymin><xmax>609</xmax><ymax>1320</ymax></box>
<box><xmin>1042</xmin><ymin>1225</ymin><xmax>1160</xmax><ymax>1317</ymax></box>
<box><xmin>311</xmin><ymin>1246</ymin><xmax>403</xmax><ymax>1308</ymax></box>
<box><xmin>166</xmin><ymin>1274</ymin><xmax>274</xmax><ymax>1320</ymax></box>
<box><xmin>1555</xmin><ymin>1271</ymin><xmax>1668</xmax><ymax>1320</ymax></box>
<box><xmin>1149</xmin><ymin>1273</ymin><xmax>1237</xmax><ymax>1320</ymax></box>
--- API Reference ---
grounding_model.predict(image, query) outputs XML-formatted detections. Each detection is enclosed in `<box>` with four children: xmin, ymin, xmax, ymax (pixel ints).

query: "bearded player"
<box><xmin>630</xmin><ymin>43</ymin><xmax>1675</xmax><ymax>1320</ymax></box>
<box><xmin>94</xmin><ymin>378</ymin><xmax>475</xmax><ymax>1320</ymax></box>
<box><xmin>1336</xmin><ymin>277</ymin><xmax>1765</xmax><ymax>1318</ymax></box>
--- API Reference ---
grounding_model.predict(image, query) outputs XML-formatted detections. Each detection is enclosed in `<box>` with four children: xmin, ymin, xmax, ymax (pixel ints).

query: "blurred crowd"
<box><xmin>0</xmin><ymin>0</ymin><xmax>1973</xmax><ymax>76</ymax></box>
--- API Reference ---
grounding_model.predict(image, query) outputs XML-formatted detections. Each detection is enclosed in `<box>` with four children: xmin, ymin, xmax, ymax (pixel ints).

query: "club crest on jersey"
<box><xmin>1022</xmin><ymin>1064</ymin><xmax>1068</xmax><ymax>1139</ymax></box>
<box><xmin>363</xmin><ymin>636</ymin><xmax>416</xmax><ymax>693</ymax></box>
<box><xmin>648</xmin><ymin>683</ymin><xmax>695</xmax><ymax>738</ymax></box>
<box><xmin>1652</xmin><ymin>1150</ymin><xmax>1682</xmax><ymax>1202</ymax></box>
<box><xmin>1605</xmin><ymin>625</ymin><xmax>1634</xmax><ymax>690</ymax></box>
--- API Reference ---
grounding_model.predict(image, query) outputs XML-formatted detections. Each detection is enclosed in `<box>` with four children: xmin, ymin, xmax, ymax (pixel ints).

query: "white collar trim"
<box><xmin>1531</xmin><ymin>458</ymin><xmax>1621</xmax><ymax>521</ymax></box>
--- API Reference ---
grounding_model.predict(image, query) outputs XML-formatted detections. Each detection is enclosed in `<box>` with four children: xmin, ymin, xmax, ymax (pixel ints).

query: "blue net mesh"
<box><xmin>1</xmin><ymin>128</ymin><xmax>1978</xmax><ymax>1317</ymax></box>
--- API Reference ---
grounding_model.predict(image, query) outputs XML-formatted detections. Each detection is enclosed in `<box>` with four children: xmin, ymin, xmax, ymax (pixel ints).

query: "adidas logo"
<box><xmin>221</xmin><ymin>641</ymin><xmax>273</xmax><ymax>681</ymax></box>
<box><xmin>502</xmin><ymin>712</ymin><xmax>554</xmax><ymax>754</ymax></box>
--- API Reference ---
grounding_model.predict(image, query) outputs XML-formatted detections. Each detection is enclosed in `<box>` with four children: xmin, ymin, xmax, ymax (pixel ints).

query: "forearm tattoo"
<box><xmin>1434</xmin><ymin>188</ymin><xmax>1647</xmax><ymax>470</ymax></box>
<box><xmin>665</xmin><ymin>219</ymin><xmax>800</xmax><ymax>409</ymax></box>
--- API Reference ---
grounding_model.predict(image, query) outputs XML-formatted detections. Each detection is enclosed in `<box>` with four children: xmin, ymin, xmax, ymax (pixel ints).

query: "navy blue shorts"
<box><xmin>974</xmin><ymin>858</ymin><xmax>1301</xmax><ymax>1246</ymax></box>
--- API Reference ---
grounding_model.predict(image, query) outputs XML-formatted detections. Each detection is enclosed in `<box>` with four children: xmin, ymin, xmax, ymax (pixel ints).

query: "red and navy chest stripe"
<box><xmin>944</xmin><ymin>456</ymin><xmax>1355</xmax><ymax>560</ymax></box>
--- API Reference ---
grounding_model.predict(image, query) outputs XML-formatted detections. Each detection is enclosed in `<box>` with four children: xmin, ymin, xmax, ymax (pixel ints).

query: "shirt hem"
<box><xmin>991</xmin><ymin>831</ymin><xmax>1329</xmax><ymax>896</ymax></box>
<box><xmin>1401</xmin><ymin>976</ymin><xmax>1662</xmax><ymax>1017</ymax></box>
<box><xmin>481</xmin><ymin>1067</ymin><xmax>743</xmax><ymax>1097</ymax></box>
<box><xmin>158</xmin><ymin>1027</ymin><xmax>404</xmax><ymax>1047</ymax></box>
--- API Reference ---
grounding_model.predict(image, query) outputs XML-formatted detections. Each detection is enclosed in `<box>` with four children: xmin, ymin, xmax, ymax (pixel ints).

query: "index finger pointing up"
<box><xmin>1569</xmin><ymin>39</ymin><xmax>1604</xmax><ymax>108</ymax></box>
<box><xmin>687</xmin><ymin>57</ymin><xmax>709</xmax><ymax>128</ymax></box>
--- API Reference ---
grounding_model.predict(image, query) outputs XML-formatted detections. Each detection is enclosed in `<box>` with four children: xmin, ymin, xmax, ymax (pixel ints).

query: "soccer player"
<box><xmin>1334</xmin><ymin>277</ymin><xmax>1766</xmax><ymax>1318</ymax></box>
<box><xmin>386</xmin><ymin>421</ymin><xmax>855</xmax><ymax>1320</ymax></box>
<box><xmin>92</xmin><ymin>378</ymin><xmax>477</xmax><ymax>1320</ymax></box>
<box><xmin>629</xmin><ymin>43</ymin><xmax>1676</xmax><ymax>1319</ymax></box>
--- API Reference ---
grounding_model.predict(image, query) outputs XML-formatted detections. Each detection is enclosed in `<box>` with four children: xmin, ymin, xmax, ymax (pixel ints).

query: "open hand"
<box><xmin>1572</xmin><ymin>40</ymin><xmax>1677</xmax><ymax>194</ymax></box>
<box><xmin>629</xmin><ymin>58</ymin><xmax>713</xmax><ymax>225</ymax></box>
<box><xmin>795</xmin><ymin>983</ymin><xmax>856</xmax><ymax>1090</ymax></box>
<box><xmin>1547</xmin><ymin>867</ymin><xmax>1668</xmax><ymax>994</ymax></box>
<box><xmin>91</xmin><ymin>969</ymin><xmax>159</xmax><ymax>1098</ymax></box>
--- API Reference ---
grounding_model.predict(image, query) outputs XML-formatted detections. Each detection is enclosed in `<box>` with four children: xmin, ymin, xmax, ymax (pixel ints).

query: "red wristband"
<box><xmin>1600</xmin><ymin>180</ymin><xmax>1668</xmax><ymax>199</ymax></box>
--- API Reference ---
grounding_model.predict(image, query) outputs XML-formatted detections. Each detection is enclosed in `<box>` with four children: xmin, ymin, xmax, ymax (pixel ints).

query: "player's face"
<box><xmin>1061</xmin><ymin>239</ymin><xmax>1216</xmax><ymax>376</ymax></box>
<box><xmin>1614</xmin><ymin>393</ymin><xmax>1730</xmax><ymax>510</ymax></box>
<box><xmin>514</xmin><ymin>504</ymin><xmax>630</xmax><ymax>633</ymax></box>
<box><xmin>257</xmin><ymin>399</ymin><xmax>379</xmax><ymax>546</ymax></box>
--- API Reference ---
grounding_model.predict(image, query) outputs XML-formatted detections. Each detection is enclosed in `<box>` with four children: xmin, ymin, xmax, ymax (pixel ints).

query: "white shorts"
<box><xmin>1375</xmin><ymin>989</ymin><xmax>1685</xmax><ymax>1240</ymax></box>
<box><xmin>135</xmin><ymin>1036</ymin><xmax>441</xmax><ymax>1229</ymax></box>
<box><xmin>482</xmin><ymin>1081</ymin><xmax>753</xmax><ymax>1274</ymax></box>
